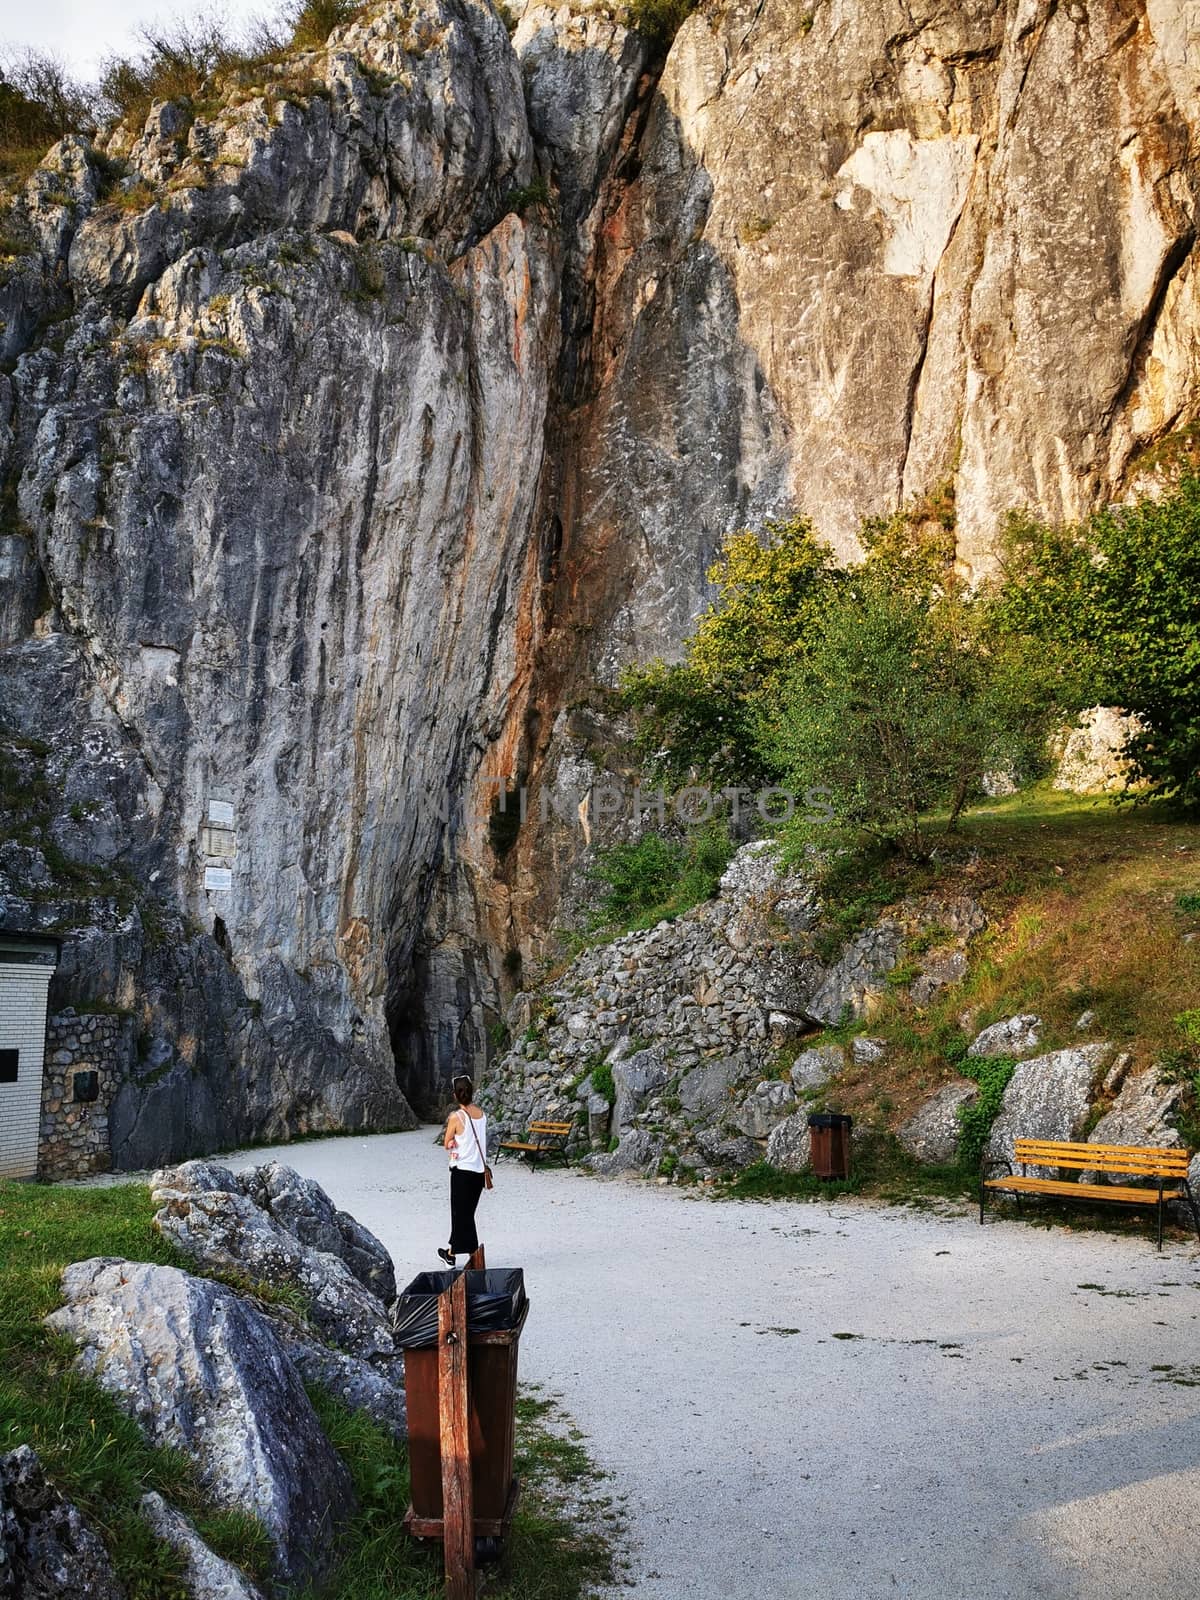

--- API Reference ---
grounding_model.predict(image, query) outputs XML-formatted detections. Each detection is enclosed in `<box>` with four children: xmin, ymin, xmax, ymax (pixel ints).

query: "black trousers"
<box><xmin>449</xmin><ymin>1167</ymin><xmax>486</xmax><ymax>1254</ymax></box>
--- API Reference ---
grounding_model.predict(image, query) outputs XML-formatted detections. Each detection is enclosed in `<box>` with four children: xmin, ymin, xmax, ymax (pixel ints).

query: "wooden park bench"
<box><xmin>498</xmin><ymin>1119</ymin><xmax>573</xmax><ymax>1167</ymax></box>
<box><xmin>981</xmin><ymin>1139</ymin><xmax>1200</xmax><ymax>1250</ymax></box>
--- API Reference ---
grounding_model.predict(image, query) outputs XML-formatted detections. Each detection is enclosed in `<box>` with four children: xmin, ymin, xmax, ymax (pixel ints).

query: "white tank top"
<box><xmin>450</xmin><ymin>1109</ymin><xmax>487</xmax><ymax>1173</ymax></box>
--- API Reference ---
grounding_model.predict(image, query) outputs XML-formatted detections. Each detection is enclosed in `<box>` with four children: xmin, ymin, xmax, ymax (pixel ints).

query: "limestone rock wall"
<box><xmin>3</xmin><ymin>0</ymin><xmax>1199</xmax><ymax>1150</ymax></box>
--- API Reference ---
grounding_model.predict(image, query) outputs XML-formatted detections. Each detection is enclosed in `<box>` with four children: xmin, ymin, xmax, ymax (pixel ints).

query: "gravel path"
<box><xmin>223</xmin><ymin>1129</ymin><xmax>1200</xmax><ymax>1599</ymax></box>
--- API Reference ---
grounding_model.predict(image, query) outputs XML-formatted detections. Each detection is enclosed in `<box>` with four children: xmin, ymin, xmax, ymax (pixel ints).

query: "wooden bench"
<box><xmin>498</xmin><ymin>1120</ymin><xmax>573</xmax><ymax>1167</ymax></box>
<box><xmin>981</xmin><ymin>1139</ymin><xmax>1200</xmax><ymax>1250</ymax></box>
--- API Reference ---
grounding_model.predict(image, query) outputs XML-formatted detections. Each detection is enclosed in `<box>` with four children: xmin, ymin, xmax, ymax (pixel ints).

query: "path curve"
<box><xmin>227</xmin><ymin>1130</ymin><xmax>1200</xmax><ymax>1599</ymax></box>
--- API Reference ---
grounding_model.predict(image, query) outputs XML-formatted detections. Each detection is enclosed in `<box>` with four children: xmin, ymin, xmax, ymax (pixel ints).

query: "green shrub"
<box><xmin>619</xmin><ymin>517</ymin><xmax>836</xmax><ymax>787</ymax></box>
<box><xmin>992</xmin><ymin>475</ymin><xmax>1200</xmax><ymax>809</ymax></box>
<box><xmin>589</xmin><ymin>821</ymin><xmax>734</xmax><ymax>933</ymax></box>
<box><xmin>503</xmin><ymin>175</ymin><xmax>553</xmax><ymax>220</ymax></box>
<box><xmin>590</xmin><ymin>1060</ymin><xmax>615</xmax><ymax>1106</ymax></box>
<box><xmin>285</xmin><ymin>0</ymin><xmax>364</xmax><ymax>50</ymax></box>
<box><xmin>956</xmin><ymin>1055</ymin><xmax>1017</xmax><ymax>1172</ymax></box>
<box><xmin>1175</xmin><ymin>1010</ymin><xmax>1200</xmax><ymax>1048</ymax></box>
<box><xmin>1177</xmin><ymin>892</ymin><xmax>1200</xmax><ymax>915</ymax></box>
<box><xmin>591</xmin><ymin>832</ymin><xmax>683</xmax><ymax>920</ymax></box>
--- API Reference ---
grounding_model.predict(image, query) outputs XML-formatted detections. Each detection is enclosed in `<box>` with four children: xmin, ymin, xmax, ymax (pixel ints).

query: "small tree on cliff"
<box><xmin>618</xmin><ymin>517</ymin><xmax>838</xmax><ymax>788</ymax></box>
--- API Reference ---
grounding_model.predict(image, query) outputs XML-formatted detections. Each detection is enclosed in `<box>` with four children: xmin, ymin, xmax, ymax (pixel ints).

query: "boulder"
<box><xmin>984</xmin><ymin>1045</ymin><xmax>1111</xmax><ymax>1174</ymax></box>
<box><xmin>765</xmin><ymin>1112</ymin><xmax>812</xmax><ymax>1174</ymax></box>
<box><xmin>139</xmin><ymin>1492</ymin><xmax>266</xmax><ymax>1600</ymax></box>
<box><xmin>153</xmin><ymin>1161</ymin><xmax>396</xmax><ymax>1304</ymax></box>
<box><xmin>0</xmin><ymin>1445</ymin><xmax>124</xmax><ymax>1600</ymax></box>
<box><xmin>896</xmin><ymin>1081</ymin><xmax>979</xmax><ymax>1166</ymax></box>
<box><xmin>909</xmin><ymin>948</ymin><xmax>968</xmax><ymax>1006</ymax></box>
<box><xmin>694</xmin><ymin>1129</ymin><xmax>761</xmax><ymax>1170</ymax></box>
<box><xmin>583</xmin><ymin>1128</ymin><xmax>662</xmax><ymax>1176</ymax></box>
<box><xmin>1173</xmin><ymin>1154</ymin><xmax>1200</xmax><ymax>1227</ymax></box>
<box><xmin>151</xmin><ymin>1185</ymin><xmax>397</xmax><ymax>1367</ymax></box>
<box><xmin>789</xmin><ymin>1045</ymin><xmax>842</xmax><ymax>1093</ymax></box>
<box><xmin>732</xmin><ymin>1080</ymin><xmax>796</xmax><ymax>1139</ymax></box>
<box><xmin>279</xmin><ymin>1333</ymin><xmax>407</xmax><ymax>1443</ymax></box>
<box><xmin>239</xmin><ymin>1162</ymin><xmax>396</xmax><ymax>1303</ymax></box>
<box><xmin>967</xmin><ymin>1014</ymin><xmax>1043</xmax><ymax>1060</ymax></box>
<box><xmin>612</xmin><ymin>1047</ymin><xmax>668</xmax><ymax>1130</ymax></box>
<box><xmin>851</xmin><ymin>1036</ymin><xmax>887</xmax><ymax>1067</ymax></box>
<box><xmin>586</xmin><ymin>1093</ymin><xmax>611</xmax><ymax>1149</ymax></box>
<box><xmin>45</xmin><ymin>1261</ymin><xmax>354</xmax><ymax>1584</ymax></box>
<box><xmin>1052</xmin><ymin>706</ymin><xmax>1146</xmax><ymax>794</ymax></box>
<box><xmin>1085</xmin><ymin>1070</ymin><xmax>1183</xmax><ymax>1182</ymax></box>
<box><xmin>767</xmin><ymin>1012</ymin><xmax>808</xmax><ymax>1047</ymax></box>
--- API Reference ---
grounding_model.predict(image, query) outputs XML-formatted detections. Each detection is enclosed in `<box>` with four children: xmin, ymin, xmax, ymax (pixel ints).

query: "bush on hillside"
<box><xmin>992</xmin><ymin>475</ymin><xmax>1200</xmax><ymax>810</ymax></box>
<box><xmin>590</xmin><ymin>821</ymin><xmax>734</xmax><ymax>930</ymax></box>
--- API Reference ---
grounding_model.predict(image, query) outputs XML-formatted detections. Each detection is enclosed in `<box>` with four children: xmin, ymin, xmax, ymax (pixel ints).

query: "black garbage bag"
<box><xmin>390</xmin><ymin>1268</ymin><xmax>527</xmax><ymax>1350</ymax></box>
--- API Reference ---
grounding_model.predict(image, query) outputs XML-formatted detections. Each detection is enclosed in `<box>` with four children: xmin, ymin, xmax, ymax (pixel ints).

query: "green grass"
<box><xmin>773</xmin><ymin>789</ymin><xmax>1200</xmax><ymax>1140</ymax></box>
<box><xmin>1</xmin><ymin>1181</ymin><xmax>618</xmax><ymax>1600</ymax></box>
<box><xmin>0</xmin><ymin>1179</ymin><xmax>269</xmax><ymax>1598</ymax></box>
<box><xmin>294</xmin><ymin>1387</ymin><xmax>617</xmax><ymax>1599</ymax></box>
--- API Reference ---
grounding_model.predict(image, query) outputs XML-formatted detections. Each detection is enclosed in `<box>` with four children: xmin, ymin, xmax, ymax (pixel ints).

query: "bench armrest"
<box><xmin>979</xmin><ymin>1156</ymin><xmax>1014</xmax><ymax>1179</ymax></box>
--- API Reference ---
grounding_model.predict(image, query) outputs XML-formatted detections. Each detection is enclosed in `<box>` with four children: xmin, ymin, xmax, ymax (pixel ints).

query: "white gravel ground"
<box><xmin>218</xmin><ymin>1128</ymin><xmax>1200</xmax><ymax>1600</ymax></box>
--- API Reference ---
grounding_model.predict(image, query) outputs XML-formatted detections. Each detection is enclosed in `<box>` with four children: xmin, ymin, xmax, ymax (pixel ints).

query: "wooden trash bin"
<box><xmin>808</xmin><ymin>1112</ymin><xmax>853</xmax><ymax>1179</ymax></box>
<box><xmin>394</xmin><ymin>1267</ymin><xmax>528</xmax><ymax>1550</ymax></box>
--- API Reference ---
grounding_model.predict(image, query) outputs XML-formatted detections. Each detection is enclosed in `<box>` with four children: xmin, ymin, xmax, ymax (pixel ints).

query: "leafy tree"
<box><xmin>619</xmin><ymin>517</ymin><xmax>837</xmax><ymax>787</ymax></box>
<box><xmin>760</xmin><ymin>572</ymin><xmax>1060</xmax><ymax>857</ymax></box>
<box><xmin>993</xmin><ymin>475</ymin><xmax>1200</xmax><ymax>809</ymax></box>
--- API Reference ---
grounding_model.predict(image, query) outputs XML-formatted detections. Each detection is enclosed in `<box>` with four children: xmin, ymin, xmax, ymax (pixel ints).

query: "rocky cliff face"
<box><xmin>2</xmin><ymin>0</ymin><xmax>1197</xmax><ymax>1153</ymax></box>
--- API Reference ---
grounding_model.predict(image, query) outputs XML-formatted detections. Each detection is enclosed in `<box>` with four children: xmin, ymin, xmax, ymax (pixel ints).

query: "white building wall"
<box><xmin>0</xmin><ymin>963</ymin><xmax>55</xmax><ymax>1179</ymax></box>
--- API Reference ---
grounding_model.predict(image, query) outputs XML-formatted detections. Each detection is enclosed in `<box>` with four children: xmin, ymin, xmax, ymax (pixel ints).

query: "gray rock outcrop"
<box><xmin>789</xmin><ymin>1046</ymin><xmax>843</xmax><ymax>1093</ymax></box>
<box><xmin>483</xmin><ymin>842</ymin><xmax>985</xmax><ymax>1179</ymax></box>
<box><xmin>612</xmin><ymin>1048</ymin><xmax>669</xmax><ymax>1132</ymax></box>
<box><xmin>0</xmin><ymin>1445</ymin><xmax>124</xmax><ymax>1600</ymax></box>
<box><xmin>584</xmin><ymin>1128</ymin><xmax>662</xmax><ymax>1177</ymax></box>
<box><xmin>151</xmin><ymin>1183</ymin><xmax>398</xmax><ymax>1369</ymax></box>
<box><xmin>984</xmin><ymin>1045</ymin><xmax>1112</xmax><ymax>1174</ymax></box>
<box><xmin>139</xmin><ymin>1493</ymin><xmax>265</xmax><ymax>1600</ymax></box>
<box><xmin>897</xmin><ymin>1082</ymin><xmax>979</xmax><ymax>1166</ymax></box>
<box><xmin>968</xmin><ymin>1015</ymin><xmax>1044</xmax><ymax>1060</ymax></box>
<box><xmin>1084</xmin><ymin>1071</ymin><xmax>1184</xmax><ymax>1185</ymax></box>
<box><xmin>732</xmin><ymin>1080</ymin><xmax>796</xmax><ymax>1140</ymax></box>
<box><xmin>44</xmin><ymin>1261</ymin><xmax>354</xmax><ymax>1584</ymax></box>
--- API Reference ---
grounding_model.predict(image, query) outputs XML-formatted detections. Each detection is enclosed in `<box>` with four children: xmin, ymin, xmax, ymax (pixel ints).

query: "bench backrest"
<box><xmin>1014</xmin><ymin>1139</ymin><xmax>1190</xmax><ymax>1179</ymax></box>
<box><xmin>529</xmin><ymin>1121</ymin><xmax>572</xmax><ymax>1137</ymax></box>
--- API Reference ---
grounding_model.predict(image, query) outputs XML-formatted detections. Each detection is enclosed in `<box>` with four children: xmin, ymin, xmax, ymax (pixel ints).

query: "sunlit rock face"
<box><xmin>3</xmin><ymin>0</ymin><xmax>1198</xmax><ymax>1143</ymax></box>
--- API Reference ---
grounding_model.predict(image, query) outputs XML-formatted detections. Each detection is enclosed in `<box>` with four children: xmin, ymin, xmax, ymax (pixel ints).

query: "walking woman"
<box><xmin>438</xmin><ymin>1074</ymin><xmax>489</xmax><ymax>1267</ymax></box>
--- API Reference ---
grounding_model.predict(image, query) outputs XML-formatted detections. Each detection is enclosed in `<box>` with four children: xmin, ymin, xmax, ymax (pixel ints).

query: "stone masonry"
<box><xmin>38</xmin><ymin>1009</ymin><xmax>122</xmax><ymax>1179</ymax></box>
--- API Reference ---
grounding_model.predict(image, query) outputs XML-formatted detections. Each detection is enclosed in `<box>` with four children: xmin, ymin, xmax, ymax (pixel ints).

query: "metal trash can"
<box><xmin>392</xmin><ymin>1269</ymin><xmax>528</xmax><ymax>1548</ymax></box>
<box><xmin>808</xmin><ymin>1112</ymin><xmax>853</xmax><ymax>1179</ymax></box>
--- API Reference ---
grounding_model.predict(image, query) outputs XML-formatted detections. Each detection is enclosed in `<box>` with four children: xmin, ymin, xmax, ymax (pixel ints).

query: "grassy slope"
<box><xmin>0</xmin><ymin>1182</ymin><xmax>617</xmax><ymax>1599</ymax></box>
<box><xmin>728</xmin><ymin>790</ymin><xmax>1200</xmax><ymax>1216</ymax></box>
<box><xmin>810</xmin><ymin>790</ymin><xmax>1200</xmax><ymax>1124</ymax></box>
